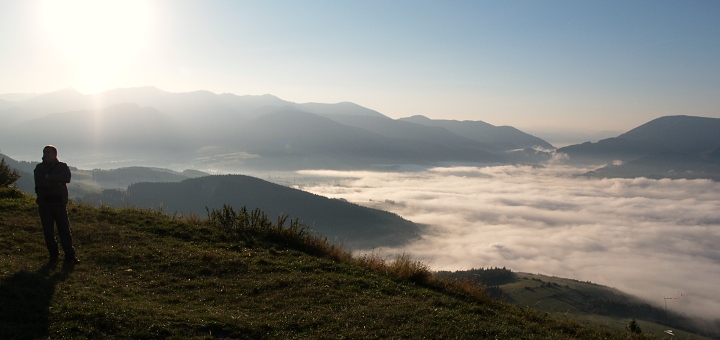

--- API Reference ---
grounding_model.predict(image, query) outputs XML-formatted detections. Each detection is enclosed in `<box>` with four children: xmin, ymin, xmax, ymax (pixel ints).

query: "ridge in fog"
<box><xmin>117</xmin><ymin>175</ymin><xmax>421</xmax><ymax>249</ymax></box>
<box><xmin>558</xmin><ymin>115</ymin><xmax>720</xmax><ymax>181</ymax></box>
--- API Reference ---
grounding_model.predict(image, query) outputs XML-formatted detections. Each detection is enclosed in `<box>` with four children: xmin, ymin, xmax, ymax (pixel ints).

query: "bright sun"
<box><xmin>41</xmin><ymin>0</ymin><xmax>151</xmax><ymax>93</ymax></box>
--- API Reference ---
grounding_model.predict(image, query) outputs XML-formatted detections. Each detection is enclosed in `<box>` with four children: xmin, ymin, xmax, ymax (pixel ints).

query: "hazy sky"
<box><xmin>298</xmin><ymin>165</ymin><xmax>720</xmax><ymax>319</ymax></box>
<box><xmin>1</xmin><ymin>0</ymin><xmax>719</xmax><ymax>130</ymax></box>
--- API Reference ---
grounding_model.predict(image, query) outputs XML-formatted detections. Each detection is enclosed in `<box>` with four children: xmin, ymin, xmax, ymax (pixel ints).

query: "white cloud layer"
<box><xmin>297</xmin><ymin>165</ymin><xmax>720</xmax><ymax>319</ymax></box>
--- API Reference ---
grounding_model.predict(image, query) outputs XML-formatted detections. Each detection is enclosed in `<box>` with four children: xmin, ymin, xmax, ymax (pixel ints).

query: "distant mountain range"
<box><xmin>558</xmin><ymin>115</ymin><xmax>720</xmax><ymax>180</ymax></box>
<box><xmin>3</xmin><ymin>87</ymin><xmax>720</xmax><ymax>180</ymax></box>
<box><xmin>0</xmin><ymin>87</ymin><xmax>553</xmax><ymax>170</ymax></box>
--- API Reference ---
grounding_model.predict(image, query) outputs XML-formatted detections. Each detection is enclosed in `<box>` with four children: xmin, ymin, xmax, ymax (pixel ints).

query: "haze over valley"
<box><xmin>298</xmin><ymin>165</ymin><xmax>720</xmax><ymax>320</ymax></box>
<box><xmin>2</xmin><ymin>1</ymin><xmax>720</xmax><ymax>337</ymax></box>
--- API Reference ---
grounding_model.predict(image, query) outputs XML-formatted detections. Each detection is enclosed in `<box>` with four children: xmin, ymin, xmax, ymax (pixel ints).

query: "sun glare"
<box><xmin>41</xmin><ymin>0</ymin><xmax>151</xmax><ymax>93</ymax></box>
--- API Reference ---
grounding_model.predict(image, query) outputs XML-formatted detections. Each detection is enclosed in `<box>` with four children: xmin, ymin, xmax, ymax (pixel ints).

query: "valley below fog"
<box><xmin>293</xmin><ymin>165</ymin><xmax>720</xmax><ymax>319</ymax></box>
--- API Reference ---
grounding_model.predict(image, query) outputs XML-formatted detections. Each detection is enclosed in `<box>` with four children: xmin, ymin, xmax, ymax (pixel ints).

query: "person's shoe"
<box><xmin>65</xmin><ymin>256</ymin><xmax>80</xmax><ymax>264</ymax></box>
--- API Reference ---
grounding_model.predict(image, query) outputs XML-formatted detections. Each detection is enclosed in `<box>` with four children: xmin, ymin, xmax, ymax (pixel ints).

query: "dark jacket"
<box><xmin>34</xmin><ymin>160</ymin><xmax>71</xmax><ymax>204</ymax></box>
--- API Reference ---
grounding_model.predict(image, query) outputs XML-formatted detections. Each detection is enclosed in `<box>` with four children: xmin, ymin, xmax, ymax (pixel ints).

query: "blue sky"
<box><xmin>1</xmin><ymin>0</ymin><xmax>719</xmax><ymax>130</ymax></box>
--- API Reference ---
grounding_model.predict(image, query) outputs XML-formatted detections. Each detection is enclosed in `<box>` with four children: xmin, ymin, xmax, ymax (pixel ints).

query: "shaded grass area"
<box><xmin>1</xmin><ymin>188</ymin><xmax>637</xmax><ymax>339</ymax></box>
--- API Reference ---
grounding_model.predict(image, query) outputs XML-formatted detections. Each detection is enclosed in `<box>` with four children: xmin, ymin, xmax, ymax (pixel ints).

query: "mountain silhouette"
<box><xmin>230</xmin><ymin>108</ymin><xmax>505</xmax><ymax>169</ymax></box>
<box><xmin>399</xmin><ymin>115</ymin><xmax>554</xmax><ymax>151</ymax></box>
<box><xmin>617</xmin><ymin>115</ymin><xmax>720</xmax><ymax>153</ymax></box>
<box><xmin>559</xmin><ymin>115</ymin><xmax>720</xmax><ymax>163</ymax></box>
<box><xmin>317</xmin><ymin>114</ymin><xmax>501</xmax><ymax>151</ymax></box>
<box><xmin>0</xmin><ymin>87</ymin><xmax>551</xmax><ymax>169</ymax></box>
<box><xmin>297</xmin><ymin>101</ymin><xmax>388</xmax><ymax>118</ymax></box>
<box><xmin>558</xmin><ymin>115</ymin><xmax>720</xmax><ymax>180</ymax></box>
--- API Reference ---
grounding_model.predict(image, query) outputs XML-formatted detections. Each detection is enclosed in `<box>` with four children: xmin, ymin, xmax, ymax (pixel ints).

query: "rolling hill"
<box><xmin>119</xmin><ymin>174</ymin><xmax>422</xmax><ymax>249</ymax></box>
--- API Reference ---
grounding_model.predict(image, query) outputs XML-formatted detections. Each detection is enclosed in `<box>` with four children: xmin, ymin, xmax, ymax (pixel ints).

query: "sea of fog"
<box><xmin>293</xmin><ymin>165</ymin><xmax>720</xmax><ymax>319</ymax></box>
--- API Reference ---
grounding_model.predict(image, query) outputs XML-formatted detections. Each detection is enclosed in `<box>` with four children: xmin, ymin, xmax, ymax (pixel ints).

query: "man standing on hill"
<box><xmin>34</xmin><ymin>145</ymin><xmax>79</xmax><ymax>264</ymax></box>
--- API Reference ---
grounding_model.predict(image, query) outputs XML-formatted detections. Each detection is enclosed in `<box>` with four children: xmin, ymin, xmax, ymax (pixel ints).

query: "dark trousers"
<box><xmin>38</xmin><ymin>204</ymin><xmax>76</xmax><ymax>258</ymax></box>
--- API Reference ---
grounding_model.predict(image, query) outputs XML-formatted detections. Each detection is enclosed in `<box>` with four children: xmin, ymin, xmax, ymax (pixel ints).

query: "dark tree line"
<box><xmin>434</xmin><ymin>267</ymin><xmax>516</xmax><ymax>286</ymax></box>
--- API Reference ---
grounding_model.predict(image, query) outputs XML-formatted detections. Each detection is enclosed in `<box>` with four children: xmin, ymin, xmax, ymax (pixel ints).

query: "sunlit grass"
<box><xmin>0</xmin><ymin>188</ymin><xmax>636</xmax><ymax>338</ymax></box>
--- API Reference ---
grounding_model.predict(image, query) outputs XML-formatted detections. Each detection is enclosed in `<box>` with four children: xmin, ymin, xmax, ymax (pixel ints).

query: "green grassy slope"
<box><xmin>437</xmin><ymin>268</ymin><xmax>713</xmax><ymax>339</ymax></box>
<box><xmin>502</xmin><ymin>273</ymin><xmax>711</xmax><ymax>339</ymax></box>
<box><xmin>1</xmin><ymin>188</ymin><xmax>638</xmax><ymax>339</ymax></box>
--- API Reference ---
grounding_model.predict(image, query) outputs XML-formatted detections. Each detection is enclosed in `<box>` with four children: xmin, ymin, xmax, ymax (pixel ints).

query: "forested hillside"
<box><xmin>120</xmin><ymin>175</ymin><xmax>421</xmax><ymax>249</ymax></box>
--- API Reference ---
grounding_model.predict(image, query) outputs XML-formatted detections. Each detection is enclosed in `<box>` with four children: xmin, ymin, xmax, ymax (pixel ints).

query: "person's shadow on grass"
<box><xmin>0</xmin><ymin>261</ymin><xmax>75</xmax><ymax>339</ymax></box>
